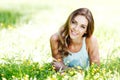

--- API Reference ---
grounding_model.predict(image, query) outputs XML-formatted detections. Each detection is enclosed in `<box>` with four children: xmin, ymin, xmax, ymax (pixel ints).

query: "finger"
<box><xmin>53</xmin><ymin>58</ymin><xmax>58</xmax><ymax>62</ymax></box>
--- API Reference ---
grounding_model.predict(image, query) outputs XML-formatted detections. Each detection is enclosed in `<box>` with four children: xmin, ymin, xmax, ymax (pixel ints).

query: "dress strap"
<box><xmin>82</xmin><ymin>37</ymin><xmax>86</xmax><ymax>48</ymax></box>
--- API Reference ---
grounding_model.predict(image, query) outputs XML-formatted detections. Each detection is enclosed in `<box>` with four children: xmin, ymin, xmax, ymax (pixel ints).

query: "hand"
<box><xmin>52</xmin><ymin>61</ymin><xmax>68</xmax><ymax>71</ymax></box>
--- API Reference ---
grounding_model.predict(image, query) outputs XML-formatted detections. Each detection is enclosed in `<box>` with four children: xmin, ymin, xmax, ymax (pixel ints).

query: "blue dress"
<box><xmin>63</xmin><ymin>37</ymin><xmax>90</xmax><ymax>70</ymax></box>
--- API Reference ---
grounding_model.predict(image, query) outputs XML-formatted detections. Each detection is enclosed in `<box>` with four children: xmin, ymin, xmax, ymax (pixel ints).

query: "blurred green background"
<box><xmin>0</xmin><ymin>0</ymin><xmax>120</xmax><ymax>79</ymax></box>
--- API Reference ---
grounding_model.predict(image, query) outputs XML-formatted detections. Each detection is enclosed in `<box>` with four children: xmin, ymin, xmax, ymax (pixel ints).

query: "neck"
<box><xmin>68</xmin><ymin>37</ymin><xmax>83</xmax><ymax>52</ymax></box>
<box><xmin>70</xmin><ymin>37</ymin><xmax>83</xmax><ymax>45</ymax></box>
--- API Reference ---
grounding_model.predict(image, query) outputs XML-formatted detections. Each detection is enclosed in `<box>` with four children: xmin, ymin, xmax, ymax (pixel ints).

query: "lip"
<box><xmin>71</xmin><ymin>30</ymin><xmax>78</xmax><ymax>36</ymax></box>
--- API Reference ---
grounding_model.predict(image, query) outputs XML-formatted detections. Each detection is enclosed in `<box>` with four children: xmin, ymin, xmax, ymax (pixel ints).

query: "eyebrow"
<box><xmin>81</xmin><ymin>24</ymin><xmax>87</xmax><ymax>27</ymax></box>
<box><xmin>71</xmin><ymin>19</ymin><xmax>76</xmax><ymax>22</ymax></box>
<box><xmin>73</xmin><ymin>18</ymin><xmax>88</xmax><ymax>27</ymax></box>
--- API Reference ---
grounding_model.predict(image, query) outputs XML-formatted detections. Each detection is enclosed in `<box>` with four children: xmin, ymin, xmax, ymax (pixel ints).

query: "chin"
<box><xmin>69</xmin><ymin>35</ymin><xmax>78</xmax><ymax>40</ymax></box>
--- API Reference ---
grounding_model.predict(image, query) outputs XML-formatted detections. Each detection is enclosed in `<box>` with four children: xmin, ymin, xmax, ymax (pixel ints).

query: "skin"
<box><xmin>68</xmin><ymin>15</ymin><xmax>88</xmax><ymax>53</ymax></box>
<box><xmin>50</xmin><ymin>15</ymin><xmax>100</xmax><ymax>71</ymax></box>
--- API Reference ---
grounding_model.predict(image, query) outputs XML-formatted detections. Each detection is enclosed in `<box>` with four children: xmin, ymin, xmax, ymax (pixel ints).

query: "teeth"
<box><xmin>71</xmin><ymin>30</ymin><xmax>77</xmax><ymax>35</ymax></box>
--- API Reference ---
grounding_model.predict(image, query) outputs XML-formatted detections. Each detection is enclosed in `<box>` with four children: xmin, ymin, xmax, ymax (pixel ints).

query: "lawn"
<box><xmin>0</xmin><ymin>0</ymin><xmax>120</xmax><ymax>79</ymax></box>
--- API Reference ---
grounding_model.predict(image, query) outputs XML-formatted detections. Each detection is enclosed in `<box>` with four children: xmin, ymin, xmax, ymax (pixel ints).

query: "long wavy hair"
<box><xmin>58</xmin><ymin>8</ymin><xmax>94</xmax><ymax>57</ymax></box>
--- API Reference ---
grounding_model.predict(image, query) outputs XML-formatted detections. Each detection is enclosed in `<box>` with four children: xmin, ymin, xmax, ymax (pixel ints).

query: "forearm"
<box><xmin>90</xmin><ymin>57</ymin><xmax>100</xmax><ymax>66</ymax></box>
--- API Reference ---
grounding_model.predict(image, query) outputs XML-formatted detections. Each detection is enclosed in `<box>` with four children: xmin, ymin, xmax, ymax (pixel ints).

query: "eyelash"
<box><xmin>81</xmin><ymin>26</ymin><xmax>85</xmax><ymax>28</ymax></box>
<box><xmin>71</xmin><ymin>20</ymin><xmax>86</xmax><ymax>29</ymax></box>
<box><xmin>72</xmin><ymin>20</ymin><xmax>76</xmax><ymax>24</ymax></box>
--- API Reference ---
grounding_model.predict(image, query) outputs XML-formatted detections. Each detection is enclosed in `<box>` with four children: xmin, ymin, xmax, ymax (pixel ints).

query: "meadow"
<box><xmin>0</xmin><ymin>0</ymin><xmax>120</xmax><ymax>80</ymax></box>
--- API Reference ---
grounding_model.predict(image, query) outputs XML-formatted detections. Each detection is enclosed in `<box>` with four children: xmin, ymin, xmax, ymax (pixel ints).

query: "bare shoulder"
<box><xmin>50</xmin><ymin>33</ymin><xmax>59</xmax><ymax>51</ymax></box>
<box><xmin>50</xmin><ymin>33</ymin><xmax>59</xmax><ymax>42</ymax></box>
<box><xmin>50</xmin><ymin>33</ymin><xmax>62</xmax><ymax>61</ymax></box>
<box><xmin>86</xmin><ymin>36</ymin><xmax>98</xmax><ymax>51</ymax></box>
<box><xmin>86</xmin><ymin>36</ymin><xmax>100</xmax><ymax>65</ymax></box>
<box><xmin>86</xmin><ymin>36</ymin><xmax>98</xmax><ymax>45</ymax></box>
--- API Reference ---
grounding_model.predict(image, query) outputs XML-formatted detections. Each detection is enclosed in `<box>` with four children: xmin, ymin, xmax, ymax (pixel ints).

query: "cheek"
<box><xmin>79</xmin><ymin>29</ymin><xmax>84</xmax><ymax>32</ymax></box>
<box><xmin>69</xmin><ymin>26</ymin><xmax>73</xmax><ymax>33</ymax></box>
<box><xmin>79</xmin><ymin>29</ymin><xmax>87</xmax><ymax>34</ymax></box>
<box><xmin>69</xmin><ymin>25</ymin><xmax>73</xmax><ymax>30</ymax></box>
<box><xmin>70</xmin><ymin>23</ymin><xmax>76</xmax><ymax>29</ymax></box>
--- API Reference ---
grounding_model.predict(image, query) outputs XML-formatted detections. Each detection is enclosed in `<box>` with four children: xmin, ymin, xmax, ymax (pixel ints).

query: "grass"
<box><xmin>0</xmin><ymin>0</ymin><xmax>120</xmax><ymax>80</ymax></box>
<box><xmin>0</xmin><ymin>57</ymin><xmax>120</xmax><ymax>80</ymax></box>
<box><xmin>0</xmin><ymin>58</ymin><xmax>55</xmax><ymax>80</ymax></box>
<box><xmin>0</xmin><ymin>9</ymin><xmax>22</xmax><ymax>29</ymax></box>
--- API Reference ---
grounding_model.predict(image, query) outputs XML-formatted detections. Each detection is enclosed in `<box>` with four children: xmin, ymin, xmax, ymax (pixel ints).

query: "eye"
<box><xmin>81</xmin><ymin>25</ymin><xmax>85</xmax><ymax>29</ymax></box>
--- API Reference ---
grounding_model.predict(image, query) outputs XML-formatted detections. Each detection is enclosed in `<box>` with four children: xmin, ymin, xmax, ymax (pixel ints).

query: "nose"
<box><xmin>74</xmin><ymin>25</ymin><xmax>79</xmax><ymax>31</ymax></box>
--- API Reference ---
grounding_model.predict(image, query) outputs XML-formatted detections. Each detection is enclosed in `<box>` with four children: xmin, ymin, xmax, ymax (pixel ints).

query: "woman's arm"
<box><xmin>50</xmin><ymin>33</ymin><xmax>62</xmax><ymax>61</ymax></box>
<box><xmin>50</xmin><ymin>33</ymin><xmax>67</xmax><ymax>71</ymax></box>
<box><xmin>86</xmin><ymin>36</ymin><xmax>100</xmax><ymax>65</ymax></box>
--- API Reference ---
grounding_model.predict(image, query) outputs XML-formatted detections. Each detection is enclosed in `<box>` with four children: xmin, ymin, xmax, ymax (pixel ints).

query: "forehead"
<box><xmin>74</xmin><ymin>15</ymin><xmax>88</xmax><ymax>25</ymax></box>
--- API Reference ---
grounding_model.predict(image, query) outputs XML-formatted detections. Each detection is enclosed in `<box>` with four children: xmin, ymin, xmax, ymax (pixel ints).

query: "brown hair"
<box><xmin>58</xmin><ymin>8</ymin><xmax>94</xmax><ymax>57</ymax></box>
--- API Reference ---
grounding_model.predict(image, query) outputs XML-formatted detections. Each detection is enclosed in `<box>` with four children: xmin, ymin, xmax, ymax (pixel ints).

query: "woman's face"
<box><xmin>69</xmin><ymin>15</ymin><xmax>88</xmax><ymax>40</ymax></box>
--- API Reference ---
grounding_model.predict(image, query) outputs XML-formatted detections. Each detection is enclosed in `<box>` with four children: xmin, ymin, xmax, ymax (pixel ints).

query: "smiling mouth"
<box><xmin>71</xmin><ymin>30</ymin><xmax>78</xmax><ymax>36</ymax></box>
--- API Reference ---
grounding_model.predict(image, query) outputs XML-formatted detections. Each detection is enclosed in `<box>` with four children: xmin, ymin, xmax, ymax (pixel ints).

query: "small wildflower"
<box><xmin>69</xmin><ymin>71</ymin><xmax>75</xmax><ymax>76</ymax></box>
<box><xmin>78</xmin><ymin>69</ymin><xmax>83</xmax><ymax>74</ymax></box>
<box><xmin>60</xmin><ymin>72</ymin><xmax>66</xmax><ymax>76</ymax></box>
<box><xmin>2</xmin><ymin>77</ymin><xmax>7</xmax><ymax>80</ymax></box>
<box><xmin>102</xmin><ymin>68</ymin><xmax>106</xmax><ymax>73</ymax></box>
<box><xmin>1</xmin><ymin>74</ymin><xmax>4</xmax><ymax>76</ymax></box>
<box><xmin>76</xmin><ymin>66</ymin><xmax>82</xmax><ymax>69</ymax></box>
<box><xmin>24</xmin><ymin>75</ymin><xmax>29</xmax><ymax>80</ymax></box>
<box><xmin>0</xmin><ymin>23</ymin><xmax>4</xmax><ymax>26</ymax></box>
<box><xmin>12</xmin><ymin>75</ymin><xmax>15</xmax><ymax>78</ymax></box>
<box><xmin>49</xmin><ymin>75</ymin><xmax>57</xmax><ymax>80</ymax></box>
<box><xmin>8</xmin><ymin>24</ymin><xmax>14</xmax><ymax>29</ymax></box>
<box><xmin>47</xmin><ymin>77</ymin><xmax>57</xmax><ymax>80</ymax></box>
<box><xmin>52</xmin><ymin>65</ymin><xmax>56</xmax><ymax>70</ymax></box>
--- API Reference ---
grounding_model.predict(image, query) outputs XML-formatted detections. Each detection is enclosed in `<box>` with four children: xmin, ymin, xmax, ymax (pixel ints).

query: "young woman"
<box><xmin>50</xmin><ymin>8</ymin><xmax>100</xmax><ymax>71</ymax></box>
